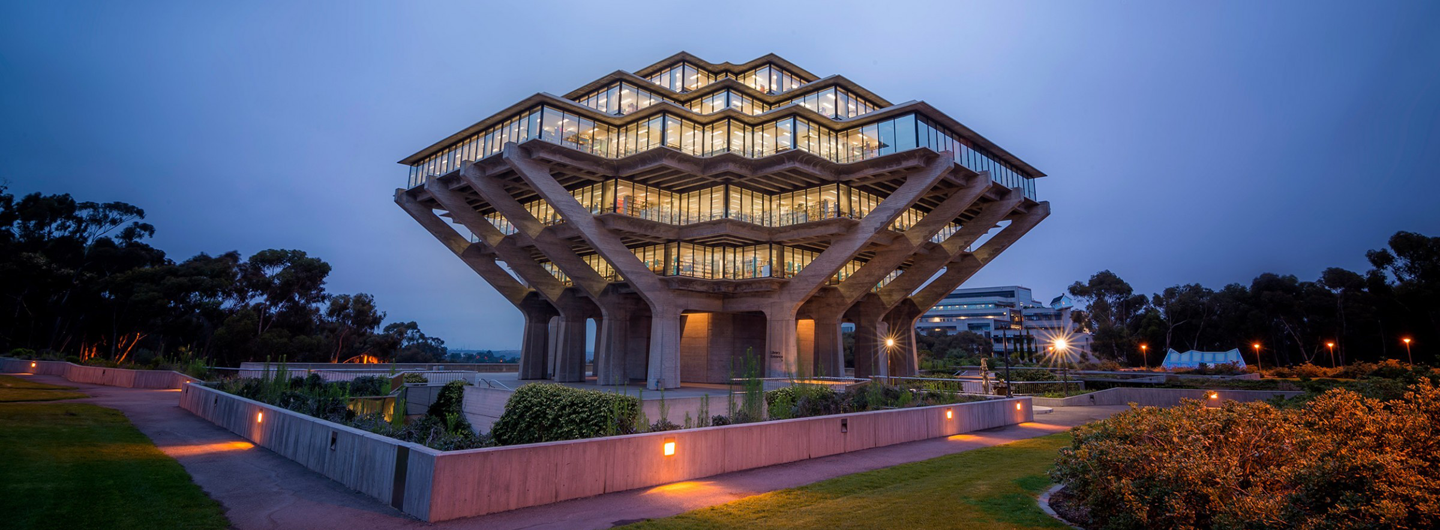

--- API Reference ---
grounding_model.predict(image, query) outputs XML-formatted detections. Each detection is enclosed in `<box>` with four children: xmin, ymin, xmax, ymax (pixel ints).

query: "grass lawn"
<box><xmin>0</xmin><ymin>375</ymin><xmax>86</xmax><ymax>402</ymax></box>
<box><xmin>625</xmin><ymin>432</ymin><xmax>1072</xmax><ymax>529</ymax></box>
<box><xmin>0</xmin><ymin>403</ymin><xmax>229</xmax><ymax>530</ymax></box>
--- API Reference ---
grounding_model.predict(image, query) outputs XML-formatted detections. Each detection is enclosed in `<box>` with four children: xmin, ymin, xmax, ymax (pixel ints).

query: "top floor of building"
<box><xmin>398</xmin><ymin>53</ymin><xmax>1046</xmax><ymax>201</ymax></box>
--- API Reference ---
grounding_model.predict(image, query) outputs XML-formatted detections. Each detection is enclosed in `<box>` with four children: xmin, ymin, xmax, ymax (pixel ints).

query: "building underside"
<box><xmin>396</xmin><ymin>53</ymin><xmax>1051</xmax><ymax>389</ymax></box>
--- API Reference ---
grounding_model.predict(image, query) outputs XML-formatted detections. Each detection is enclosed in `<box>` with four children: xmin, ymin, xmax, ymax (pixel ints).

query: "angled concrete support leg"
<box><xmin>554</xmin><ymin>314</ymin><xmax>588</xmax><ymax>383</ymax></box>
<box><xmin>647</xmin><ymin>306</ymin><xmax>683</xmax><ymax>390</ymax></box>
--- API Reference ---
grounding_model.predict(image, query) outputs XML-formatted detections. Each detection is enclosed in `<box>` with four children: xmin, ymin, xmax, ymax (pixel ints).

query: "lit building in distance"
<box><xmin>396</xmin><ymin>53</ymin><xmax>1049</xmax><ymax>389</ymax></box>
<box><xmin>917</xmin><ymin>286</ymin><xmax>1091</xmax><ymax>356</ymax></box>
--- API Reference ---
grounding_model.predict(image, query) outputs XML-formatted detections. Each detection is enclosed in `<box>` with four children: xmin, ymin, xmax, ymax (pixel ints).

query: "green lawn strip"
<box><xmin>0</xmin><ymin>403</ymin><xmax>229</xmax><ymax>530</ymax></box>
<box><xmin>625</xmin><ymin>432</ymin><xmax>1072</xmax><ymax>530</ymax></box>
<box><xmin>0</xmin><ymin>388</ymin><xmax>88</xmax><ymax>402</ymax></box>
<box><xmin>0</xmin><ymin>374</ymin><xmax>77</xmax><ymax>390</ymax></box>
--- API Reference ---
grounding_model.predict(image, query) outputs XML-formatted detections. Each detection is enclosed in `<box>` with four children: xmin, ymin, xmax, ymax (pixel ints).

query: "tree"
<box><xmin>324</xmin><ymin>293</ymin><xmax>385</xmax><ymax>363</ymax></box>
<box><xmin>1068</xmin><ymin>270</ymin><xmax>1148</xmax><ymax>360</ymax></box>
<box><xmin>384</xmin><ymin>321</ymin><xmax>447</xmax><ymax>364</ymax></box>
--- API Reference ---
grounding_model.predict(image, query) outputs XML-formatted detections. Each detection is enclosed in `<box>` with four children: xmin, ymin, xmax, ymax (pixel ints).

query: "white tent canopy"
<box><xmin>1161</xmin><ymin>348</ymin><xmax>1247</xmax><ymax>370</ymax></box>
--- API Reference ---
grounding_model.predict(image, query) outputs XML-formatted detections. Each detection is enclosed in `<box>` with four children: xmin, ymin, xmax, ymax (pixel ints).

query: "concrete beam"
<box><xmin>394</xmin><ymin>191</ymin><xmax>530</xmax><ymax>306</ymax></box>
<box><xmin>877</xmin><ymin>188</ymin><xmax>1026</xmax><ymax>309</ymax></box>
<box><xmin>910</xmin><ymin>201</ymin><xmax>1051</xmax><ymax>310</ymax></box>
<box><xmin>424</xmin><ymin>175</ymin><xmax>569</xmax><ymax>303</ymax></box>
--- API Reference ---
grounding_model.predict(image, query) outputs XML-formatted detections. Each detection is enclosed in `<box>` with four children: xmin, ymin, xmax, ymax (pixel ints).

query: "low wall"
<box><xmin>0</xmin><ymin>358</ymin><xmax>198</xmax><ymax>389</ymax></box>
<box><xmin>424</xmin><ymin>396</ymin><xmax>1031</xmax><ymax>521</ymax></box>
<box><xmin>187</xmin><ymin>381</ymin><xmax>1031</xmax><ymax>522</ymax></box>
<box><xmin>180</xmin><ymin>384</ymin><xmax>439</xmax><ymax>520</ymax></box>
<box><xmin>1030</xmin><ymin>387</ymin><xmax>1303</xmax><ymax>408</ymax></box>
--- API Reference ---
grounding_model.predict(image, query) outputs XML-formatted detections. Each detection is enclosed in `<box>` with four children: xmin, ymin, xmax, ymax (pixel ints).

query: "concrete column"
<box><xmin>518</xmin><ymin>297</ymin><xmax>556</xmax><ymax>380</ymax></box>
<box><xmin>847</xmin><ymin>297</ymin><xmax>888</xmax><ymax>380</ymax></box>
<box><xmin>553</xmin><ymin>313</ymin><xmax>588</xmax><ymax>383</ymax></box>
<box><xmin>812</xmin><ymin>315</ymin><xmax>844</xmax><ymax>378</ymax></box>
<box><xmin>763</xmin><ymin>306</ymin><xmax>799</xmax><ymax>378</ymax></box>
<box><xmin>647</xmin><ymin>306</ymin><xmax>683</xmax><ymax>390</ymax></box>
<box><xmin>885</xmin><ymin>302</ymin><xmax>924</xmax><ymax>377</ymax></box>
<box><xmin>595</xmin><ymin>308</ymin><xmax>628</xmax><ymax>385</ymax></box>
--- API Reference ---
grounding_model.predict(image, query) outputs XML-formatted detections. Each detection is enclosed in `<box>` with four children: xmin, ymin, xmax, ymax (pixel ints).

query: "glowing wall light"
<box><xmin>945</xmin><ymin>409</ymin><xmax>953</xmax><ymax>420</ymax></box>
<box><xmin>31</xmin><ymin>361</ymin><xmax>37</xmax><ymax>368</ymax></box>
<box><xmin>257</xmin><ymin>411</ymin><xmax>264</xmax><ymax>423</ymax></box>
<box><xmin>1208</xmin><ymin>391</ymin><xmax>1219</xmax><ymax>400</ymax></box>
<box><xmin>1016</xmin><ymin>402</ymin><xmax>1023</xmax><ymax>411</ymax></box>
<box><xmin>662</xmin><ymin>436</ymin><xmax>676</xmax><ymax>457</ymax></box>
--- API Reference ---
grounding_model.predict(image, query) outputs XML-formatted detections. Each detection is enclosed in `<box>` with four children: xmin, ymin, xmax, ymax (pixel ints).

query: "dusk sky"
<box><xmin>3</xmin><ymin>1</ymin><xmax>1437</xmax><ymax>351</ymax></box>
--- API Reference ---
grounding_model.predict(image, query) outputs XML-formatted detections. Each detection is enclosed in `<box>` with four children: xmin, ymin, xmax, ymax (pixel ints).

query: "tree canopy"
<box><xmin>0</xmin><ymin>186</ymin><xmax>447</xmax><ymax>366</ymax></box>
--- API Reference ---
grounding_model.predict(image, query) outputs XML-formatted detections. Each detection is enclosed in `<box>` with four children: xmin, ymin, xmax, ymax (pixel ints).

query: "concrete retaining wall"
<box><xmin>424</xmin><ymin>396</ymin><xmax>1032</xmax><ymax>521</ymax></box>
<box><xmin>187</xmin><ymin>380</ymin><xmax>1031</xmax><ymax>522</ymax></box>
<box><xmin>1</xmin><ymin>358</ymin><xmax>198</xmax><ymax>389</ymax></box>
<box><xmin>180</xmin><ymin>383</ymin><xmax>439</xmax><ymax>520</ymax></box>
<box><xmin>1030</xmin><ymin>387</ymin><xmax>1303</xmax><ymax>408</ymax></box>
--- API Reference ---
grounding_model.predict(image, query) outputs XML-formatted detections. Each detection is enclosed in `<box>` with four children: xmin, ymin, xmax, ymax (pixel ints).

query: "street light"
<box><xmin>1252</xmin><ymin>342</ymin><xmax>1263</xmax><ymax>374</ymax></box>
<box><xmin>1140</xmin><ymin>344</ymin><xmax>1149</xmax><ymax>370</ymax></box>
<box><xmin>1403</xmin><ymin>337</ymin><xmax>1413</xmax><ymax>365</ymax></box>
<box><xmin>1053</xmin><ymin>338</ymin><xmax>1071</xmax><ymax>394</ymax></box>
<box><xmin>1326</xmin><ymin>341</ymin><xmax>1336</xmax><ymax>369</ymax></box>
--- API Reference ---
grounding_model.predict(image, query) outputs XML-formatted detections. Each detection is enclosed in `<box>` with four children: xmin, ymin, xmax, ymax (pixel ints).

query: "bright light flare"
<box><xmin>885</xmin><ymin>337</ymin><xmax>896</xmax><ymax>348</ymax></box>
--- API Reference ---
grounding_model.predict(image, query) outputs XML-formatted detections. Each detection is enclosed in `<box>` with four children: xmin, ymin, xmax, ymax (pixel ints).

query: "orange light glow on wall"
<box><xmin>31</xmin><ymin>361</ymin><xmax>37</xmax><ymax>368</ymax></box>
<box><xmin>257</xmin><ymin>411</ymin><xmax>264</xmax><ymax>423</ymax></box>
<box><xmin>945</xmin><ymin>409</ymin><xmax>953</xmax><ymax>420</ymax></box>
<box><xmin>1016</xmin><ymin>402</ymin><xmax>1023</xmax><ymax>410</ymax></box>
<box><xmin>663</xmin><ymin>437</ymin><xmax>676</xmax><ymax>457</ymax></box>
<box><xmin>1209</xmin><ymin>392</ymin><xmax>1219</xmax><ymax>400</ymax></box>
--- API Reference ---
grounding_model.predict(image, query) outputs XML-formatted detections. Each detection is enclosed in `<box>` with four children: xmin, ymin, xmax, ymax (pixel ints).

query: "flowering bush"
<box><xmin>1051</xmin><ymin>379</ymin><xmax>1440</xmax><ymax>529</ymax></box>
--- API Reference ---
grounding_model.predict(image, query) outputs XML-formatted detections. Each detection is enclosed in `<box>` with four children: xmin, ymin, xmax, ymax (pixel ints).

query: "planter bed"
<box><xmin>180</xmin><ymin>382</ymin><xmax>1032</xmax><ymax>522</ymax></box>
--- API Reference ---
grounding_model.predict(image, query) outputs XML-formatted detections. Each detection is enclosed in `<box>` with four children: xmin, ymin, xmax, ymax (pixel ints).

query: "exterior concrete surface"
<box><xmin>6</xmin><ymin>372</ymin><xmax>1114</xmax><ymax>530</ymax></box>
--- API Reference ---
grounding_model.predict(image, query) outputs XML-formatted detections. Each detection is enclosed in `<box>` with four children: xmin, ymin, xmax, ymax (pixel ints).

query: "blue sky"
<box><xmin>2</xmin><ymin>1</ymin><xmax>1437</xmax><ymax>350</ymax></box>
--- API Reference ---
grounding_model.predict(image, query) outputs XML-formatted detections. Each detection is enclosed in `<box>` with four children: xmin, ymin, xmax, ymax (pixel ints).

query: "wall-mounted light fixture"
<box><xmin>31</xmin><ymin>361</ymin><xmax>37</xmax><ymax>368</ymax></box>
<box><xmin>945</xmin><ymin>409</ymin><xmax>953</xmax><ymax>420</ymax></box>
<box><xmin>1016</xmin><ymin>402</ymin><xmax>1023</xmax><ymax>410</ymax></box>
<box><xmin>257</xmin><ymin>411</ymin><xmax>264</xmax><ymax>423</ymax></box>
<box><xmin>662</xmin><ymin>436</ymin><xmax>676</xmax><ymax>457</ymax></box>
<box><xmin>1208</xmin><ymin>391</ymin><xmax>1219</xmax><ymax>400</ymax></box>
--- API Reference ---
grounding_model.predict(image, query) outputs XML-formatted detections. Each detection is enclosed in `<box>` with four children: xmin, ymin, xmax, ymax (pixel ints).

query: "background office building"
<box><xmin>918</xmin><ymin>285</ymin><xmax>1091</xmax><ymax>356</ymax></box>
<box><xmin>396</xmin><ymin>53</ymin><xmax>1050</xmax><ymax>389</ymax></box>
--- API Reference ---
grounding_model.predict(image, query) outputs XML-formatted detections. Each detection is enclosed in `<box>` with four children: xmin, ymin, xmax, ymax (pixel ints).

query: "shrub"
<box><xmin>1052</xmin><ymin>379</ymin><xmax>1440</xmax><ymax>529</ymax></box>
<box><xmin>7</xmin><ymin>347</ymin><xmax>37</xmax><ymax>359</ymax></box>
<box><xmin>348</xmin><ymin>376</ymin><xmax>388</xmax><ymax>396</ymax></box>
<box><xmin>402</xmin><ymin>373</ymin><xmax>428</xmax><ymax>384</ymax></box>
<box><xmin>490</xmin><ymin>384</ymin><xmax>639</xmax><ymax>445</ymax></box>
<box><xmin>425</xmin><ymin>381</ymin><xmax>467</xmax><ymax>419</ymax></box>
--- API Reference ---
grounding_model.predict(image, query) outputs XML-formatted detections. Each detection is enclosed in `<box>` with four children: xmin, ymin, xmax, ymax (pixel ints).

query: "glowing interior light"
<box><xmin>663</xmin><ymin>437</ymin><xmax>676</xmax><ymax>457</ymax></box>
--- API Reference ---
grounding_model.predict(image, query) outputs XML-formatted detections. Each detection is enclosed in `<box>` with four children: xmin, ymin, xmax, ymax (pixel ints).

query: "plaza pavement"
<box><xmin>6</xmin><ymin>372</ymin><xmax>1126</xmax><ymax>529</ymax></box>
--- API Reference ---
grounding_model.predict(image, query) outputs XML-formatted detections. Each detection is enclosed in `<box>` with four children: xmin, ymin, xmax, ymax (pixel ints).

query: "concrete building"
<box><xmin>395</xmin><ymin>53</ymin><xmax>1049</xmax><ymax>389</ymax></box>
<box><xmin>916</xmin><ymin>286</ymin><xmax>1091</xmax><ymax>356</ymax></box>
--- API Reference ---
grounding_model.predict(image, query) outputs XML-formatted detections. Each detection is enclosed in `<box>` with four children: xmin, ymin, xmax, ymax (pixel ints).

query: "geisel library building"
<box><xmin>396</xmin><ymin>53</ymin><xmax>1049</xmax><ymax>389</ymax></box>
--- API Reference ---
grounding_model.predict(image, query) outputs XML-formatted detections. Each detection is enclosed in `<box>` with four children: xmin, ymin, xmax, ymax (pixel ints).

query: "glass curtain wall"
<box><xmin>646</xmin><ymin>62</ymin><xmax>716</xmax><ymax>93</ymax></box>
<box><xmin>576</xmin><ymin>82</ymin><xmax>670</xmax><ymax>115</ymax></box>
<box><xmin>736</xmin><ymin>64</ymin><xmax>807</xmax><ymax>94</ymax></box>
<box><xmin>684</xmin><ymin>89</ymin><xmax>770</xmax><ymax>115</ymax></box>
<box><xmin>787</xmin><ymin>87</ymin><xmax>878</xmax><ymax>119</ymax></box>
<box><xmin>408</xmin><ymin>107</ymin><xmax>1036</xmax><ymax>202</ymax></box>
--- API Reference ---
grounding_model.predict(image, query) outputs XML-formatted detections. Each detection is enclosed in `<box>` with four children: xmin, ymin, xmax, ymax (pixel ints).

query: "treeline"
<box><xmin>0</xmin><ymin>187</ymin><xmax>446</xmax><ymax>367</ymax></box>
<box><xmin>1069</xmin><ymin>230</ymin><xmax>1439</xmax><ymax>367</ymax></box>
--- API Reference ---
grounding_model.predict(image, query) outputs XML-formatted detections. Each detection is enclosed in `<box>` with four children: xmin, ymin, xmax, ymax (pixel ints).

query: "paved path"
<box><xmin>7</xmin><ymin>373</ymin><xmax>1126</xmax><ymax>529</ymax></box>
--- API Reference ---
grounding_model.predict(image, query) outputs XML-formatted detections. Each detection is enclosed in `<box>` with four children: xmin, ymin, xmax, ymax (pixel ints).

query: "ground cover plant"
<box><xmin>0</xmin><ymin>403</ymin><xmax>229</xmax><ymax>529</ymax></box>
<box><xmin>624</xmin><ymin>433</ymin><xmax>1073</xmax><ymax>529</ymax></box>
<box><xmin>0</xmin><ymin>374</ymin><xmax>87</xmax><ymax>402</ymax></box>
<box><xmin>1051</xmin><ymin>379</ymin><xmax>1440</xmax><ymax>529</ymax></box>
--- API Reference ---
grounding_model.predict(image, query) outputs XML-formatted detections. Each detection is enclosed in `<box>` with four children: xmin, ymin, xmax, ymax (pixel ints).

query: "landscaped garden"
<box><xmin>207</xmin><ymin>358</ymin><xmax>989</xmax><ymax>451</ymax></box>
<box><xmin>0</xmin><ymin>374</ymin><xmax>87</xmax><ymax>402</ymax></box>
<box><xmin>0</xmin><ymin>403</ymin><xmax>229</xmax><ymax>530</ymax></box>
<box><xmin>623</xmin><ymin>432</ymin><xmax>1074</xmax><ymax>529</ymax></box>
<box><xmin>1049</xmin><ymin>377</ymin><xmax>1440</xmax><ymax>529</ymax></box>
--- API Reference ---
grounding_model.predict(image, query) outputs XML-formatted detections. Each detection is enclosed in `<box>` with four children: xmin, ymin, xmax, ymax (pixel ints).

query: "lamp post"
<box><xmin>1054</xmin><ymin>338</ymin><xmax>1070</xmax><ymax>395</ymax></box>
<box><xmin>884</xmin><ymin>336</ymin><xmax>896</xmax><ymax>384</ymax></box>
<box><xmin>1252</xmin><ymin>342</ymin><xmax>1263</xmax><ymax>375</ymax></box>
<box><xmin>1326</xmin><ymin>341</ymin><xmax>1336</xmax><ymax>368</ymax></box>
<box><xmin>1402</xmin><ymin>337</ymin><xmax>1413</xmax><ymax>364</ymax></box>
<box><xmin>1140</xmin><ymin>344</ymin><xmax>1148</xmax><ymax>370</ymax></box>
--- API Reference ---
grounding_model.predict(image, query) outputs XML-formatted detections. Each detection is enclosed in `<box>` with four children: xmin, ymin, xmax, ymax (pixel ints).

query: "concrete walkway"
<box><xmin>7</xmin><ymin>372</ymin><xmax>1126</xmax><ymax>529</ymax></box>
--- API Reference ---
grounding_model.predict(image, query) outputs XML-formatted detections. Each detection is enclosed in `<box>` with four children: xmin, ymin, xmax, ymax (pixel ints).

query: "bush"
<box><xmin>347</xmin><ymin>376</ymin><xmax>388</xmax><ymax>396</ymax></box>
<box><xmin>490</xmin><ymin>384</ymin><xmax>639</xmax><ymax>445</ymax></box>
<box><xmin>7</xmin><ymin>347</ymin><xmax>37</xmax><ymax>359</ymax></box>
<box><xmin>402</xmin><ymin>373</ymin><xmax>428</xmax><ymax>384</ymax></box>
<box><xmin>1052</xmin><ymin>379</ymin><xmax>1440</xmax><ymax>529</ymax></box>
